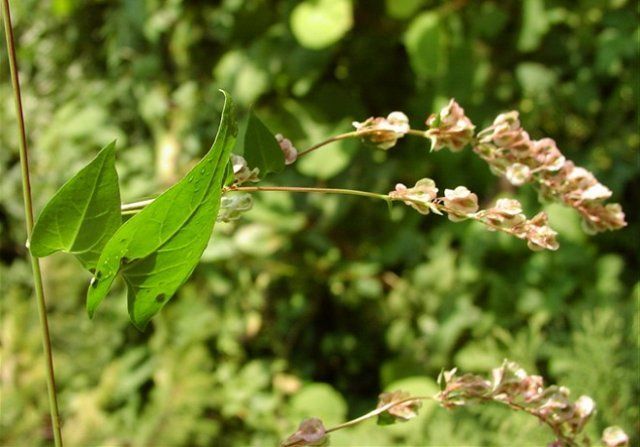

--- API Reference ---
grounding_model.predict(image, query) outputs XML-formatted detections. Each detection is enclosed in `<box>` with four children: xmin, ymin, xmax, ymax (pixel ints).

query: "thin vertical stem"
<box><xmin>1</xmin><ymin>1</ymin><xmax>63</xmax><ymax>446</ymax></box>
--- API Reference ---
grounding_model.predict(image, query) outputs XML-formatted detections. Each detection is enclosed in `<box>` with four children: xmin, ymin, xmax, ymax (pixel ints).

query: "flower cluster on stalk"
<box><xmin>424</xmin><ymin>99</ymin><xmax>475</xmax><ymax>152</ymax></box>
<box><xmin>436</xmin><ymin>360</ymin><xmax>618</xmax><ymax>447</ymax></box>
<box><xmin>389</xmin><ymin>179</ymin><xmax>559</xmax><ymax>251</ymax></box>
<box><xmin>425</xmin><ymin>101</ymin><xmax>626</xmax><ymax>234</ymax></box>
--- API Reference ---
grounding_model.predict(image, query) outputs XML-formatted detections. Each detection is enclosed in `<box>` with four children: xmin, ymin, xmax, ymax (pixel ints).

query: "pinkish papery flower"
<box><xmin>531</xmin><ymin>138</ymin><xmax>565</xmax><ymax>171</ymax></box>
<box><xmin>353</xmin><ymin>111</ymin><xmax>410</xmax><ymax>150</ymax></box>
<box><xmin>526</xmin><ymin>220</ymin><xmax>560</xmax><ymax>251</ymax></box>
<box><xmin>602</xmin><ymin>426</ymin><xmax>630</xmax><ymax>447</ymax></box>
<box><xmin>472</xmin><ymin>109</ymin><xmax>626</xmax><ymax>234</ymax></box>
<box><xmin>425</xmin><ymin>99</ymin><xmax>475</xmax><ymax>152</ymax></box>
<box><xmin>443</xmin><ymin>186</ymin><xmax>479</xmax><ymax>221</ymax></box>
<box><xmin>389</xmin><ymin>178</ymin><xmax>439</xmax><ymax>215</ymax></box>
<box><xmin>506</xmin><ymin>163</ymin><xmax>532</xmax><ymax>186</ymax></box>
<box><xmin>377</xmin><ymin>390</ymin><xmax>422</xmax><ymax>421</ymax></box>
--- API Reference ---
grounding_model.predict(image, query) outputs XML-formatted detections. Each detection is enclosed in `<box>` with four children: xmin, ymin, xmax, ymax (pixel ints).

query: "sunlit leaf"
<box><xmin>290</xmin><ymin>383</ymin><xmax>347</xmax><ymax>427</ymax></box>
<box><xmin>517</xmin><ymin>0</ymin><xmax>549</xmax><ymax>52</ymax></box>
<box><xmin>290</xmin><ymin>0</ymin><xmax>353</xmax><ymax>50</ymax></box>
<box><xmin>238</xmin><ymin>110</ymin><xmax>285</xmax><ymax>178</ymax></box>
<box><xmin>404</xmin><ymin>11</ymin><xmax>444</xmax><ymax>79</ymax></box>
<box><xmin>86</xmin><ymin>92</ymin><xmax>237</xmax><ymax>329</ymax></box>
<box><xmin>30</xmin><ymin>141</ymin><xmax>121</xmax><ymax>270</ymax></box>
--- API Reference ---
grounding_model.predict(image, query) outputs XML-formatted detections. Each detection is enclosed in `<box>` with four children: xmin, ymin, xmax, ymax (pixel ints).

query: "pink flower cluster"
<box><xmin>473</xmin><ymin>110</ymin><xmax>626</xmax><ymax>234</ymax></box>
<box><xmin>352</xmin><ymin>111</ymin><xmax>410</xmax><ymax>150</ymax></box>
<box><xmin>425</xmin><ymin>99</ymin><xmax>476</xmax><ymax>152</ymax></box>
<box><xmin>389</xmin><ymin>179</ymin><xmax>559</xmax><ymax>251</ymax></box>
<box><xmin>437</xmin><ymin>361</ymin><xmax>621</xmax><ymax>447</ymax></box>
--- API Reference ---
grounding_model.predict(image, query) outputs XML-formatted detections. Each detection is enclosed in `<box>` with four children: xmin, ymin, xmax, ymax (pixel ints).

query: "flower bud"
<box><xmin>232</xmin><ymin>154</ymin><xmax>260</xmax><ymax>185</ymax></box>
<box><xmin>217</xmin><ymin>193</ymin><xmax>253</xmax><ymax>222</ymax></box>
<box><xmin>574</xmin><ymin>395</ymin><xmax>595</xmax><ymax>419</ymax></box>
<box><xmin>276</xmin><ymin>133</ymin><xmax>298</xmax><ymax>165</ymax></box>
<box><xmin>425</xmin><ymin>99</ymin><xmax>475</xmax><ymax>152</ymax></box>
<box><xmin>283</xmin><ymin>418</ymin><xmax>328</xmax><ymax>447</ymax></box>
<box><xmin>443</xmin><ymin>186</ymin><xmax>479</xmax><ymax>222</ymax></box>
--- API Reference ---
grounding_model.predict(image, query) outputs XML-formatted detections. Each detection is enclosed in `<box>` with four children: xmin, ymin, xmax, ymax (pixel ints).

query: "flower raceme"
<box><xmin>437</xmin><ymin>361</ymin><xmax>604</xmax><ymax>446</ymax></box>
<box><xmin>423</xmin><ymin>102</ymin><xmax>626</xmax><ymax>234</ymax></box>
<box><xmin>222</xmin><ymin>99</ymin><xmax>623</xmax><ymax>251</ymax></box>
<box><xmin>388</xmin><ymin>179</ymin><xmax>560</xmax><ymax>251</ymax></box>
<box><xmin>282</xmin><ymin>359</ymin><xmax>629</xmax><ymax>447</ymax></box>
<box><xmin>346</xmin><ymin>99</ymin><xmax>625</xmax><ymax>240</ymax></box>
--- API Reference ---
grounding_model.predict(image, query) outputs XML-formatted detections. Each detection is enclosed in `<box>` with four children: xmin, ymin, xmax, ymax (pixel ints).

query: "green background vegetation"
<box><xmin>1</xmin><ymin>0</ymin><xmax>637</xmax><ymax>445</ymax></box>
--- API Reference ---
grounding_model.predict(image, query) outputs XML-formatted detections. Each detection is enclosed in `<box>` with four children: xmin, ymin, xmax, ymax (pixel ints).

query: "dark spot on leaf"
<box><xmin>155</xmin><ymin>294</ymin><xmax>166</xmax><ymax>303</ymax></box>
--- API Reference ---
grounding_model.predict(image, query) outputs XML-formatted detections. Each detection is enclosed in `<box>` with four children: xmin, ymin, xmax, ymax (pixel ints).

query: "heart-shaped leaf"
<box><xmin>238</xmin><ymin>110</ymin><xmax>285</xmax><ymax>179</ymax></box>
<box><xmin>30</xmin><ymin>141</ymin><xmax>121</xmax><ymax>270</ymax></box>
<box><xmin>87</xmin><ymin>92</ymin><xmax>237</xmax><ymax>329</ymax></box>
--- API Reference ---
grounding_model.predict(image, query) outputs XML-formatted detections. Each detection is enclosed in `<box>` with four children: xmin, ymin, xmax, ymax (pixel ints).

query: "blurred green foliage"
<box><xmin>1</xmin><ymin>0</ymin><xmax>637</xmax><ymax>445</ymax></box>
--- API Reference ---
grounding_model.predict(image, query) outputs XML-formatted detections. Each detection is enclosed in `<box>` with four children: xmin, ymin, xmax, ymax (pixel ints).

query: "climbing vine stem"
<box><xmin>2</xmin><ymin>1</ymin><xmax>63</xmax><ymax>445</ymax></box>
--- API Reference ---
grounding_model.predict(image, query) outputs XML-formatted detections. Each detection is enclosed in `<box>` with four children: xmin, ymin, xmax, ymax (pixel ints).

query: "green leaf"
<box><xmin>517</xmin><ymin>0</ymin><xmax>549</xmax><ymax>52</ymax></box>
<box><xmin>290</xmin><ymin>383</ymin><xmax>347</xmax><ymax>427</ymax></box>
<box><xmin>404</xmin><ymin>11</ymin><xmax>445</xmax><ymax>79</ymax></box>
<box><xmin>376</xmin><ymin>411</ymin><xmax>397</xmax><ymax>426</ymax></box>
<box><xmin>238</xmin><ymin>110</ymin><xmax>285</xmax><ymax>178</ymax></box>
<box><xmin>30</xmin><ymin>141</ymin><xmax>121</xmax><ymax>270</ymax></box>
<box><xmin>385</xmin><ymin>0</ymin><xmax>426</xmax><ymax>20</ymax></box>
<box><xmin>290</xmin><ymin>0</ymin><xmax>353</xmax><ymax>50</ymax></box>
<box><xmin>86</xmin><ymin>92</ymin><xmax>237</xmax><ymax>329</ymax></box>
<box><xmin>516</xmin><ymin>62</ymin><xmax>557</xmax><ymax>98</ymax></box>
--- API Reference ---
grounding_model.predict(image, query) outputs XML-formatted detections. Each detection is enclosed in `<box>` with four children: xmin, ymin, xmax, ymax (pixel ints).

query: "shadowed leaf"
<box><xmin>86</xmin><ymin>92</ymin><xmax>237</xmax><ymax>329</ymax></box>
<box><xmin>239</xmin><ymin>110</ymin><xmax>285</xmax><ymax>179</ymax></box>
